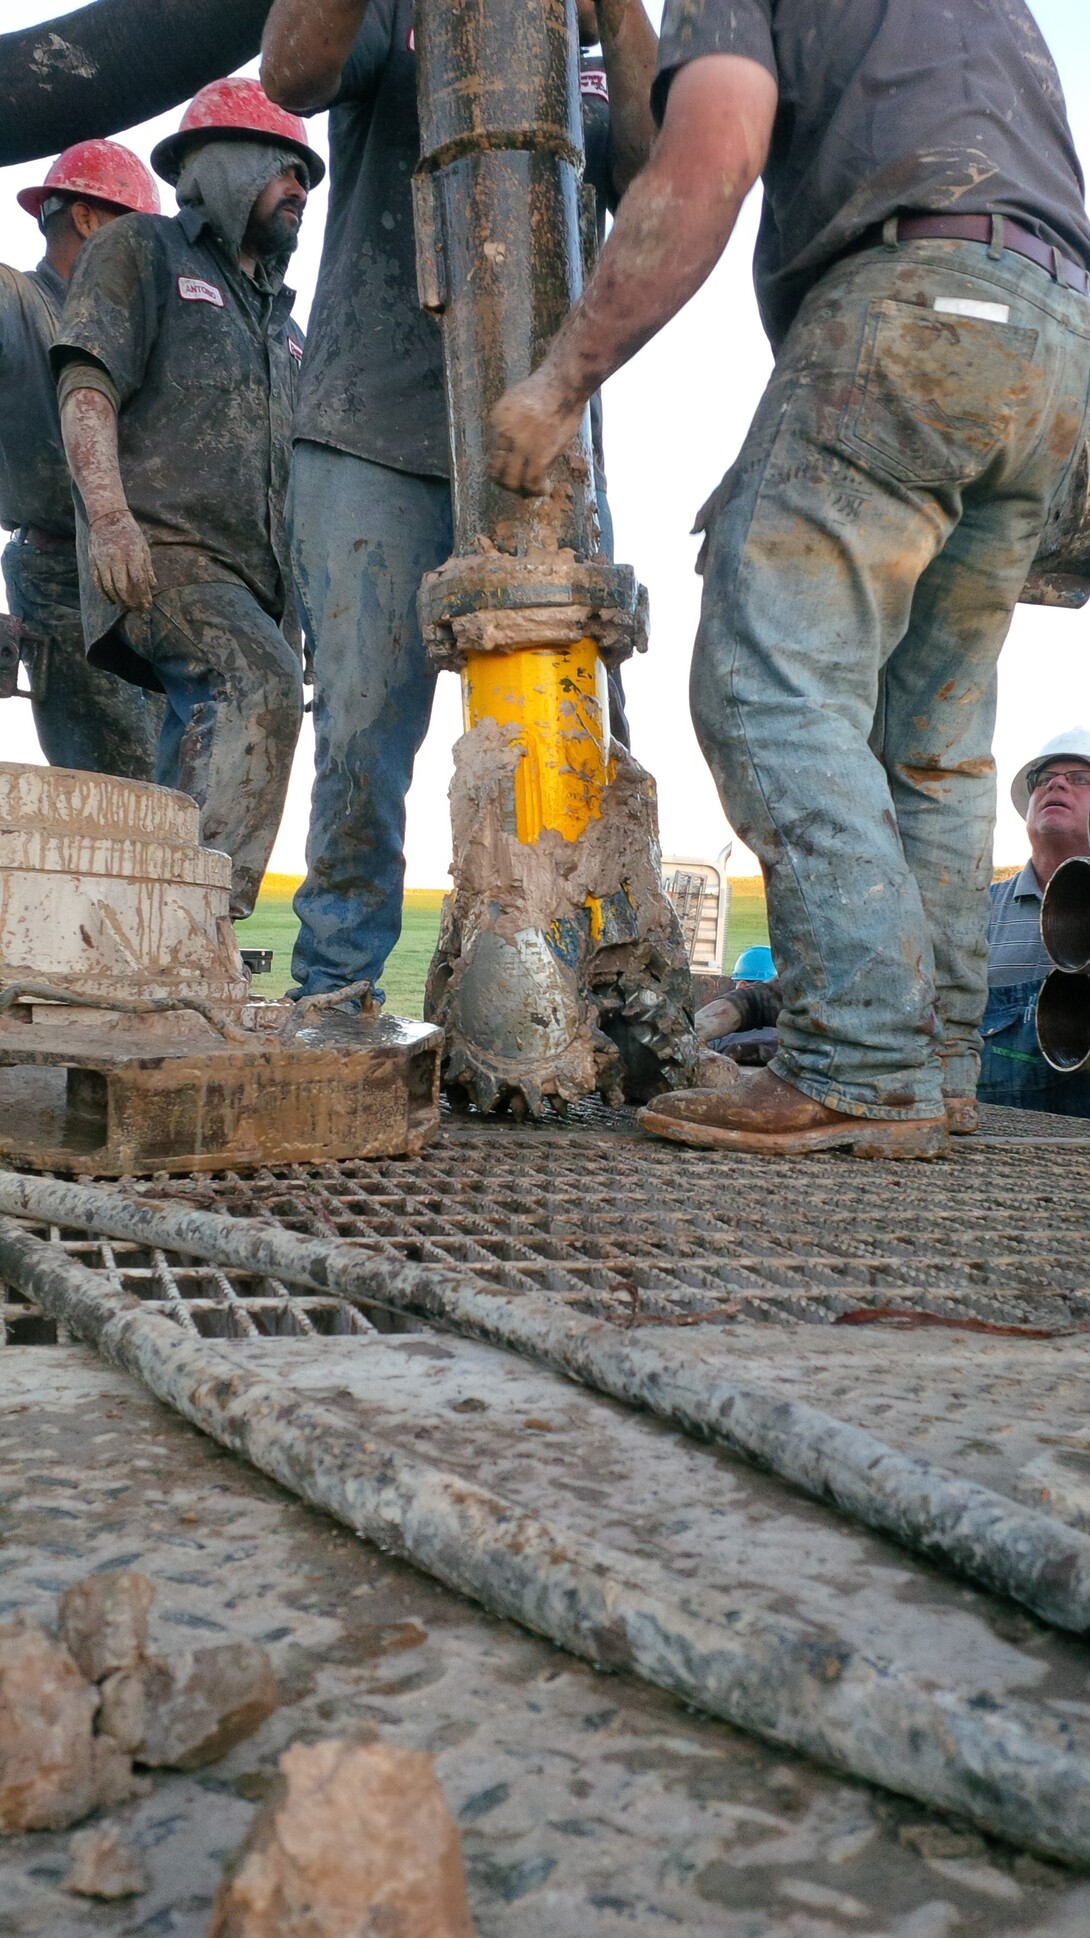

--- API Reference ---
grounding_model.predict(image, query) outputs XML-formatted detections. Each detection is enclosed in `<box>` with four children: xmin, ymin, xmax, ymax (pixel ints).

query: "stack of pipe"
<box><xmin>1037</xmin><ymin>855</ymin><xmax>1090</xmax><ymax>1071</ymax></box>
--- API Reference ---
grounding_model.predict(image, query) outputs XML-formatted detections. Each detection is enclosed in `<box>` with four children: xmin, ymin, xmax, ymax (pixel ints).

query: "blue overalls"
<box><xmin>978</xmin><ymin>980</ymin><xmax>1090</xmax><ymax>1116</ymax></box>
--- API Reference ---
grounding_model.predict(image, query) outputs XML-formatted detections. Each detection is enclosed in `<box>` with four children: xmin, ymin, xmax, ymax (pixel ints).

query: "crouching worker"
<box><xmin>1</xmin><ymin>141</ymin><xmax>163</xmax><ymax>778</ymax></box>
<box><xmin>52</xmin><ymin>80</ymin><xmax>320</xmax><ymax>918</ymax></box>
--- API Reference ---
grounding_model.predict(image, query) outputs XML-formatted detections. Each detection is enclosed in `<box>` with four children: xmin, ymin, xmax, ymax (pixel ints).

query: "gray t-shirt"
<box><xmin>987</xmin><ymin>862</ymin><xmax>1051</xmax><ymax>988</ymax></box>
<box><xmin>0</xmin><ymin>259</ymin><xmax>76</xmax><ymax>537</ymax></box>
<box><xmin>654</xmin><ymin>0</ymin><xmax>1090</xmax><ymax>349</ymax></box>
<box><xmin>294</xmin><ymin>0</ymin><xmax>616</xmax><ymax>479</ymax></box>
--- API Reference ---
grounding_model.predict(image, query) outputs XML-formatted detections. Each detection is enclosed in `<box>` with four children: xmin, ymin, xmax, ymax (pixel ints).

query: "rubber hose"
<box><xmin>0</xmin><ymin>0</ymin><xmax>273</xmax><ymax>168</ymax></box>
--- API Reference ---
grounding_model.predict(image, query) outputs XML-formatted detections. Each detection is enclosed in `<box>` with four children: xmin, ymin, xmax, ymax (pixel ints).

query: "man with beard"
<box><xmin>52</xmin><ymin>80</ymin><xmax>320</xmax><ymax>919</ymax></box>
<box><xmin>1</xmin><ymin>140</ymin><xmax>163</xmax><ymax>779</ymax></box>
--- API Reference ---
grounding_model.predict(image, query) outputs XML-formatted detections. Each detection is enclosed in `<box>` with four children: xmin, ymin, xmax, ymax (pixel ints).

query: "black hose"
<box><xmin>0</xmin><ymin>0</ymin><xmax>273</xmax><ymax>168</ymax></box>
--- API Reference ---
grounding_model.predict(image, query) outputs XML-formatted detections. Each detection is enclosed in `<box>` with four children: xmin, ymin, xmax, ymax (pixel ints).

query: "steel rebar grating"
<box><xmin>4</xmin><ymin>1103</ymin><xmax>1090</xmax><ymax>1344</ymax></box>
<box><xmin>0</xmin><ymin>1224</ymin><xmax>380</xmax><ymax>1346</ymax></box>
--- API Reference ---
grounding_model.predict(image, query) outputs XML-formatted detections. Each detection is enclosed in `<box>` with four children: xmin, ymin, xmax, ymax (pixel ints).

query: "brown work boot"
<box><xmin>638</xmin><ymin>1068</ymin><xmax>948</xmax><ymax>1159</ymax></box>
<box><xmin>944</xmin><ymin>1096</ymin><xmax>980</xmax><ymax>1136</ymax></box>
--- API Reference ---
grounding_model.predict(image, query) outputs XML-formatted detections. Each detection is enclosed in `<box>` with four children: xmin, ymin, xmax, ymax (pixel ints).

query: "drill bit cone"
<box><xmin>415</xmin><ymin>0</ymin><xmax>696</xmax><ymax>1114</ymax></box>
<box><xmin>425</xmin><ymin>716</ymin><xmax>697</xmax><ymax>1115</ymax></box>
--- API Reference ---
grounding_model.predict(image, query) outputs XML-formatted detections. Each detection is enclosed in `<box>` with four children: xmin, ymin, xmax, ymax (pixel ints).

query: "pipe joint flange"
<box><xmin>419</xmin><ymin>551</ymin><xmax>648</xmax><ymax>671</ymax></box>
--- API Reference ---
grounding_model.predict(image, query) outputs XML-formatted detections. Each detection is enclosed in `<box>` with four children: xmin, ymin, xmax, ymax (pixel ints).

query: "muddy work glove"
<box><xmin>88</xmin><ymin>509</ymin><xmax>157</xmax><ymax>612</ymax></box>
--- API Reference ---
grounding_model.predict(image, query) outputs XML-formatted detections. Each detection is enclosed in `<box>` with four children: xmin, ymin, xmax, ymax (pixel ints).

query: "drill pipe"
<box><xmin>413</xmin><ymin>0</ymin><xmax>693</xmax><ymax>1115</ymax></box>
<box><xmin>1038</xmin><ymin>855</ymin><xmax>1090</xmax><ymax>1070</ymax></box>
<box><xmin>6</xmin><ymin>1209</ymin><xmax>1090</xmax><ymax>1860</ymax></box>
<box><xmin>3</xmin><ymin>1170</ymin><xmax>1090</xmax><ymax>1635</ymax></box>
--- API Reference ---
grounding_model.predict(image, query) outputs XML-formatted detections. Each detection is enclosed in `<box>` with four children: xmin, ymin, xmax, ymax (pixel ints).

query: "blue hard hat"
<box><xmin>732</xmin><ymin>945</ymin><xmax>776</xmax><ymax>981</ymax></box>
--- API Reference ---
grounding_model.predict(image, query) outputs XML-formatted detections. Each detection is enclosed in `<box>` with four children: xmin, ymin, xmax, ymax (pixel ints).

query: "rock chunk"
<box><xmin>98</xmin><ymin>1669</ymin><xmax>146</xmax><ymax>1753</ymax></box>
<box><xmin>65</xmin><ymin>1822</ymin><xmax>149</xmax><ymax>1899</ymax></box>
<box><xmin>58</xmin><ymin>1571</ymin><xmax>153</xmax><ymax>1683</ymax></box>
<box><xmin>208</xmin><ymin>1737</ymin><xmax>476</xmax><ymax>1937</ymax></box>
<box><xmin>0</xmin><ymin>1616</ymin><xmax>100</xmax><ymax>1832</ymax></box>
<box><xmin>140</xmin><ymin>1642</ymin><xmax>278</xmax><ymax>1770</ymax></box>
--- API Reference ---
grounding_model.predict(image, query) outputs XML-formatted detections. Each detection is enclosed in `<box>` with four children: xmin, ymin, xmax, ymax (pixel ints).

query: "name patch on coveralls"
<box><xmin>177</xmin><ymin>277</ymin><xmax>226</xmax><ymax>309</ymax></box>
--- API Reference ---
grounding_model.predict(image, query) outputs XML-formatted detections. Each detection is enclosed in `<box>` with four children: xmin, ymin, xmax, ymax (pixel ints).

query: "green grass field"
<box><xmin>239</xmin><ymin>872</ymin><xmax>771</xmax><ymax>1014</ymax></box>
<box><xmin>235</xmin><ymin>878</ymin><xmax>447</xmax><ymax>1011</ymax></box>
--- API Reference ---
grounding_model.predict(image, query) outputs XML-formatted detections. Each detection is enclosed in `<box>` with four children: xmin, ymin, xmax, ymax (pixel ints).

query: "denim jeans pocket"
<box><xmin>839</xmin><ymin>299</ymin><xmax>1039</xmax><ymax>487</ymax></box>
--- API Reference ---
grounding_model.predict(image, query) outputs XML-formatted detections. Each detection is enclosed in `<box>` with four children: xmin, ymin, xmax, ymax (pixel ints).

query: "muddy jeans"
<box><xmin>693</xmin><ymin>239</ymin><xmax>1090</xmax><ymax>1119</ymax></box>
<box><xmin>288</xmin><ymin>446</ymin><xmax>454</xmax><ymax>996</ymax></box>
<box><xmin>2</xmin><ymin>536</ymin><xmax>161</xmax><ymax>779</ymax></box>
<box><xmin>978</xmin><ymin>979</ymin><xmax>1090</xmax><ymax>1117</ymax></box>
<box><xmin>117</xmin><ymin>581</ymin><xmax>303</xmax><ymax>920</ymax></box>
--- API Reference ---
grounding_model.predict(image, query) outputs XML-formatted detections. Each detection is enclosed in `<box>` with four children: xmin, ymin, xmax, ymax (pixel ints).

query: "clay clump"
<box><xmin>1</xmin><ymin>1572</ymin><xmax>278</xmax><ymax>1835</ymax></box>
<box><xmin>0</xmin><ymin>1615</ymin><xmax>104</xmax><ymax>1832</ymax></box>
<box><xmin>65</xmin><ymin>1821</ymin><xmax>149</xmax><ymax>1899</ymax></box>
<box><xmin>208</xmin><ymin>1736</ymin><xmax>477</xmax><ymax>1938</ymax></box>
<box><xmin>140</xmin><ymin>1642</ymin><xmax>279</xmax><ymax>1771</ymax></box>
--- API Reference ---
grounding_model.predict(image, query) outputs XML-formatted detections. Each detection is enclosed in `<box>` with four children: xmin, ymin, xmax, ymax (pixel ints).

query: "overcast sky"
<box><xmin>0</xmin><ymin>0</ymin><xmax>1087</xmax><ymax>882</ymax></box>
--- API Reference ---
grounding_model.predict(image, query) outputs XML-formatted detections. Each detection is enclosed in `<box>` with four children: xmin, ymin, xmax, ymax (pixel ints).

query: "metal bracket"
<box><xmin>419</xmin><ymin>550</ymin><xmax>649</xmax><ymax>669</ymax></box>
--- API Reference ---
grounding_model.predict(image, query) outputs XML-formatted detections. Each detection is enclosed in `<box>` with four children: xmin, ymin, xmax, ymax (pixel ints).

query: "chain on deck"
<box><xmin>3</xmin><ymin>1102</ymin><xmax>1090</xmax><ymax>1344</ymax></box>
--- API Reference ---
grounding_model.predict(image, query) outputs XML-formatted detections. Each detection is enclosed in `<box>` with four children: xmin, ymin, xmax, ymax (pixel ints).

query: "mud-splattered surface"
<box><xmin>2</xmin><ymin>1346</ymin><xmax>1090</xmax><ymax>1938</ymax></box>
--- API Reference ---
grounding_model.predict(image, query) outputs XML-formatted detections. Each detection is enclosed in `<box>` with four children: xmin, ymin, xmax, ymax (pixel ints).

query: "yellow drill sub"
<box><xmin>461</xmin><ymin>640</ymin><xmax>611</xmax><ymax>845</ymax></box>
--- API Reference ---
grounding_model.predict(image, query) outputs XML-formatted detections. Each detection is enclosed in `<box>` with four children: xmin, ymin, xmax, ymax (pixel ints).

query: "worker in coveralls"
<box><xmin>491</xmin><ymin>0</ymin><xmax>1090</xmax><ymax>1159</ymax></box>
<box><xmin>0</xmin><ymin>142</ymin><xmax>163</xmax><ymax>779</ymax></box>
<box><xmin>979</xmin><ymin>729</ymin><xmax>1090</xmax><ymax>1116</ymax></box>
<box><xmin>260</xmin><ymin>0</ymin><xmax>659</xmax><ymax>1001</ymax></box>
<box><xmin>52</xmin><ymin>81</ymin><xmax>319</xmax><ymax>920</ymax></box>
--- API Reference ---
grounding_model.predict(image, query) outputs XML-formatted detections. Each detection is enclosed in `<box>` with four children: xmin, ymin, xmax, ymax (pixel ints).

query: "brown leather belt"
<box><xmin>883</xmin><ymin>213</ymin><xmax>1090</xmax><ymax>296</ymax></box>
<box><xmin>19</xmin><ymin>526</ymin><xmax>72</xmax><ymax>552</ymax></box>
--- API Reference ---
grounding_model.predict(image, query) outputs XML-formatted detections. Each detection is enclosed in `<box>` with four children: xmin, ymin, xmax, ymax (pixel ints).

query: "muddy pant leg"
<box><xmin>2</xmin><ymin>538</ymin><xmax>161</xmax><ymax>779</ymax></box>
<box><xmin>876</xmin><ymin>499</ymin><xmax>1042</xmax><ymax>1102</ymax></box>
<box><xmin>692</xmin><ymin>321</ymin><xmax>953</xmax><ymax>1119</ymax></box>
<box><xmin>287</xmin><ymin>444</ymin><xmax>454</xmax><ymax>997</ymax></box>
<box><xmin>124</xmin><ymin>582</ymin><xmax>303</xmax><ymax>920</ymax></box>
<box><xmin>691</xmin><ymin>242</ymin><xmax>1090</xmax><ymax>1118</ymax></box>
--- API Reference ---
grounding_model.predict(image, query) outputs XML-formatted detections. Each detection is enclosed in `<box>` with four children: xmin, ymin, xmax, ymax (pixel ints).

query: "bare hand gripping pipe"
<box><xmin>2</xmin><ymin>1170</ymin><xmax>1090</xmax><ymax>1636</ymax></box>
<box><xmin>5</xmin><ymin>1208</ymin><xmax>1090</xmax><ymax>1862</ymax></box>
<box><xmin>0</xmin><ymin>0</ymin><xmax>271</xmax><ymax>167</ymax></box>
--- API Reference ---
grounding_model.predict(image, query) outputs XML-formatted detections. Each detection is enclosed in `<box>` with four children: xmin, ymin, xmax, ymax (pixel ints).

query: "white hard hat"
<box><xmin>1011</xmin><ymin>728</ymin><xmax>1090</xmax><ymax>818</ymax></box>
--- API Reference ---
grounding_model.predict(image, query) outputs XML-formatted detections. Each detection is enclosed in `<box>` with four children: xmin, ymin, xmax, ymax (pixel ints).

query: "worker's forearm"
<box><xmin>60</xmin><ymin>387</ymin><xmax>127</xmax><ymax>522</ymax></box>
<box><xmin>61</xmin><ymin>387</ymin><xmax>156</xmax><ymax>610</ymax></box>
<box><xmin>262</xmin><ymin>0</ymin><xmax>369</xmax><ymax>112</ymax></box>
<box><xmin>543</xmin><ymin>163</ymin><xmax>744</xmax><ymax>413</ymax></box>
<box><xmin>595</xmin><ymin>0</ymin><xmax>659</xmax><ymax>196</ymax></box>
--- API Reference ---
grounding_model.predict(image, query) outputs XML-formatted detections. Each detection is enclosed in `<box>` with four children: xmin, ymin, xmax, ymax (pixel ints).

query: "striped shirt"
<box><xmin>987</xmin><ymin>863</ymin><xmax>1051</xmax><ymax>988</ymax></box>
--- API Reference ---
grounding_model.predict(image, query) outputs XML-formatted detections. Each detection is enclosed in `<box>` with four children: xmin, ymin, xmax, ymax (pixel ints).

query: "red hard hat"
<box><xmin>150</xmin><ymin>77</ymin><xmax>326</xmax><ymax>188</ymax></box>
<box><xmin>17</xmin><ymin>140</ymin><xmax>161</xmax><ymax>222</ymax></box>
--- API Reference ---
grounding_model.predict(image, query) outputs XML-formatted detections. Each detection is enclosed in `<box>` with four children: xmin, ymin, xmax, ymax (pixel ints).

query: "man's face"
<box><xmin>246</xmin><ymin>164</ymin><xmax>308</xmax><ymax>261</ymax></box>
<box><xmin>1026</xmin><ymin>759</ymin><xmax>1090</xmax><ymax>846</ymax></box>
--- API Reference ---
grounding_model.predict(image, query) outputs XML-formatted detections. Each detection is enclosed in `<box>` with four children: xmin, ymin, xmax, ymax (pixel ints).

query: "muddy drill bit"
<box><xmin>413</xmin><ymin>0</ymin><xmax>697</xmax><ymax>1116</ymax></box>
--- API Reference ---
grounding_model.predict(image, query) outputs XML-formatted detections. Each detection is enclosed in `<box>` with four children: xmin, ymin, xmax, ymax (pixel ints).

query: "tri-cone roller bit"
<box><xmin>414</xmin><ymin>0</ymin><xmax>698</xmax><ymax>1116</ymax></box>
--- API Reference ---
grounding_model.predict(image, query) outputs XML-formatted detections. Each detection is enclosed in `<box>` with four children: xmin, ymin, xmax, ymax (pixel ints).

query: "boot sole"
<box><xmin>637</xmin><ymin>1108</ymin><xmax>949</xmax><ymax>1160</ymax></box>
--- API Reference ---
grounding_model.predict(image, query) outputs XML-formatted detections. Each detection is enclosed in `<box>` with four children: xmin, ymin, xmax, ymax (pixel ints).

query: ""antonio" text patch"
<box><xmin>177</xmin><ymin>276</ymin><xmax>225</xmax><ymax>308</ymax></box>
